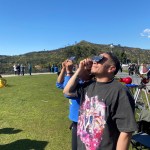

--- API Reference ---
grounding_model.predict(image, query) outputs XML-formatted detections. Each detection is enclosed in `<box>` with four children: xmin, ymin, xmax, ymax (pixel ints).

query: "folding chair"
<box><xmin>131</xmin><ymin>109</ymin><xmax>150</xmax><ymax>150</ymax></box>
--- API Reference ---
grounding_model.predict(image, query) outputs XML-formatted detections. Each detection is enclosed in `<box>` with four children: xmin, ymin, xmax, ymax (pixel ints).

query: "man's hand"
<box><xmin>66</xmin><ymin>59</ymin><xmax>74</xmax><ymax>73</ymax></box>
<box><xmin>77</xmin><ymin>58</ymin><xmax>93</xmax><ymax>77</ymax></box>
<box><xmin>62</xmin><ymin>60</ymin><xmax>67</xmax><ymax>69</ymax></box>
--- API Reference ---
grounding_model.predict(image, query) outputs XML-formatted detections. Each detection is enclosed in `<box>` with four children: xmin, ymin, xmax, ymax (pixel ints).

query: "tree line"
<box><xmin>0</xmin><ymin>41</ymin><xmax>150</xmax><ymax>74</ymax></box>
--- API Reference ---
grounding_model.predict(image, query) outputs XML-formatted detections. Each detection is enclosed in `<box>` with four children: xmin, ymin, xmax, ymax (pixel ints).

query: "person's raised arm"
<box><xmin>57</xmin><ymin>60</ymin><xmax>67</xmax><ymax>83</ymax></box>
<box><xmin>63</xmin><ymin>60</ymin><xmax>74</xmax><ymax>87</ymax></box>
<box><xmin>63</xmin><ymin>58</ymin><xmax>92</xmax><ymax>97</ymax></box>
<box><xmin>57</xmin><ymin>59</ymin><xmax>74</xmax><ymax>84</ymax></box>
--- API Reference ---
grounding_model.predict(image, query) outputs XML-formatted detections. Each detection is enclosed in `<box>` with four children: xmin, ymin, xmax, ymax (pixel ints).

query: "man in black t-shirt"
<box><xmin>63</xmin><ymin>52</ymin><xmax>137</xmax><ymax>150</ymax></box>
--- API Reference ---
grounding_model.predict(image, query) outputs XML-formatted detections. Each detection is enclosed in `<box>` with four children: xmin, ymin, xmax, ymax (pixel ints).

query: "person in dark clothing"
<box><xmin>28</xmin><ymin>63</ymin><xmax>32</xmax><ymax>75</ymax></box>
<box><xmin>64</xmin><ymin>52</ymin><xmax>137</xmax><ymax>150</ymax></box>
<box><xmin>16</xmin><ymin>64</ymin><xmax>20</xmax><ymax>75</ymax></box>
<box><xmin>128</xmin><ymin>64</ymin><xmax>135</xmax><ymax>75</ymax></box>
<box><xmin>20</xmin><ymin>64</ymin><xmax>25</xmax><ymax>76</ymax></box>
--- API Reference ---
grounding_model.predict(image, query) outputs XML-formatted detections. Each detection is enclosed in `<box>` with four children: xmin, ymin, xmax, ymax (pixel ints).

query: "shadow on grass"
<box><xmin>5</xmin><ymin>84</ymin><xmax>14</xmax><ymax>87</ymax></box>
<box><xmin>0</xmin><ymin>128</ymin><xmax>22</xmax><ymax>134</ymax></box>
<box><xmin>0</xmin><ymin>139</ymin><xmax>48</xmax><ymax>150</ymax></box>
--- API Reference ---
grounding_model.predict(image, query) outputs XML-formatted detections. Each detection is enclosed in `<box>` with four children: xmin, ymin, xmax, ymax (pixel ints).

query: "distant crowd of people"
<box><xmin>13</xmin><ymin>63</ymin><xmax>32</xmax><ymax>76</ymax></box>
<box><xmin>128</xmin><ymin>63</ymin><xmax>150</xmax><ymax>80</ymax></box>
<box><xmin>128</xmin><ymin>63</ymin><xmax>139</xmax><ymax>76</ymax></box>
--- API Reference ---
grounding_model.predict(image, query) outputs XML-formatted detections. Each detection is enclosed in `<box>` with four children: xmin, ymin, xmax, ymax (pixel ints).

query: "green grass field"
<box><xmin>1</xmin><ymin>74</ymin><xmax>147</xmax><ymax>150</ymax></box>
<box><xmin>0</xmin><ymin>74</ymin><xmax>71</xmax><ymax>150</ymax></box>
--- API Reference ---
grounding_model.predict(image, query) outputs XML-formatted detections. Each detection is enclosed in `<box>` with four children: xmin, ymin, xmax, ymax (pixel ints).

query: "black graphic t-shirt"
<box><xmin>76</xmin><ymin>79</ymin><xmax>137</xmax><ymax>150</ymax></box>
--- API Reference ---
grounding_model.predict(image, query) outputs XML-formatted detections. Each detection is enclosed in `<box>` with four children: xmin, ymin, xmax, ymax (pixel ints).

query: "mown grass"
<box><xmin>0</xmin><ymin>74</ymin><xmax>71</xmax><ymax>150</ymax></box>
<box><xmin>1</xmin><ymin>74</ymin><xmax>147</xmax><ymax>150</ymax></box>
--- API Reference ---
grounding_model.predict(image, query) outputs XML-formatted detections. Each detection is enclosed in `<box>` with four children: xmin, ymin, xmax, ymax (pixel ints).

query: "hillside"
<box><xmin>0</xmin><ymin>40</ymin><xmax>150</xmax><ymax>74</ymax></box>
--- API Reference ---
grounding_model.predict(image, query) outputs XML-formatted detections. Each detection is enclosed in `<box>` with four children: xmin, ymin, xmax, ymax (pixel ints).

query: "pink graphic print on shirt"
<box><xmin>77</xmin><ymin>94</ymin><xmax>106</xmax><ymax>150</ymax></box>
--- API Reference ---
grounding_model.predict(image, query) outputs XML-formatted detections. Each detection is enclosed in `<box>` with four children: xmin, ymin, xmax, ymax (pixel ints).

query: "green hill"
<box><xmin>0</xmin><ymin>40</ymin><xmax>150</xmax><ymax>74</ymax></box>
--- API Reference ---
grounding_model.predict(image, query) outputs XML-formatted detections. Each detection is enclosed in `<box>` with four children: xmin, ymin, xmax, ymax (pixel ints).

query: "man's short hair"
<box><xmin>106</xmin><ymin>52</ymin><xmax>121</xmax><ymax>75</ymax></box>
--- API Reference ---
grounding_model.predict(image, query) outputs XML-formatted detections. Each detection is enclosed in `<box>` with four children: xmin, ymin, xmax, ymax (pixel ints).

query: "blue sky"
<box><xmin>0</xmin><ymin>0</ymin><xmax>150</xmax><ymax>56</ymax></box>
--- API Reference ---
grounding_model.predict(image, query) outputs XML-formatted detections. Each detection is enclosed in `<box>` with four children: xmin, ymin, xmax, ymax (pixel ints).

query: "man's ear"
<box><xmin>108</xmin><ymin>66</ymin><xmax>116</xmax><ymax>73</ymax></box>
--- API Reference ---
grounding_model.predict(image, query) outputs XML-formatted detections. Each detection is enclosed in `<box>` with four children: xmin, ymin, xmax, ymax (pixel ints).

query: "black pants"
<box><xmin>70</xmin><ymin>122</ymin><xmax>77</xmax><ymax>150</ymax></box>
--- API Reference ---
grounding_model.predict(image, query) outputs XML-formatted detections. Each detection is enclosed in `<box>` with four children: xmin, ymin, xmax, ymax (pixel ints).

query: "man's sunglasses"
<box><xmin>92</xmin><ymin>55</ymin><xmax>104</xmax><ymax>63</ymax></box>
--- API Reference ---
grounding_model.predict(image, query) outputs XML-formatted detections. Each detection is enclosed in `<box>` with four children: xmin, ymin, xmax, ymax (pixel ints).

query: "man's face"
<box><xmin>91</xmin><ymin>53</ymin><xmax>111</xmax><ymax>76</ymax></box>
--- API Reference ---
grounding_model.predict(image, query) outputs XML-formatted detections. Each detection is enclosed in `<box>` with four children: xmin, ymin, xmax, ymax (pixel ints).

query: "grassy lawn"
<box><xmin>1</xmin><ymin>74</ymin><xmax>148</xmax><ymax>150</ymax></box>
<box><xmin>0</xmin><ymin>74</ymin><xmax>71</xmax><ymax>150</ymax></box>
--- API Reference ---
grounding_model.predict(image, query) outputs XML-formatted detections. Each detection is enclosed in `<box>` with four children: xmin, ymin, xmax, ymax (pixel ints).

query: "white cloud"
<box><xmin>140</xmin><ymin>28</ymin><xmax>150</xmax><ymax>38</ymax></box>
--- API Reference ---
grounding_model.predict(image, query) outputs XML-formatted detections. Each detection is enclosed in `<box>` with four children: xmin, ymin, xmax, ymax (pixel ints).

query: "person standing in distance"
<box><xmin>28</xmin><ymin>63</ymin><xmax>32</xmax><ymax>75</ymax></box>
